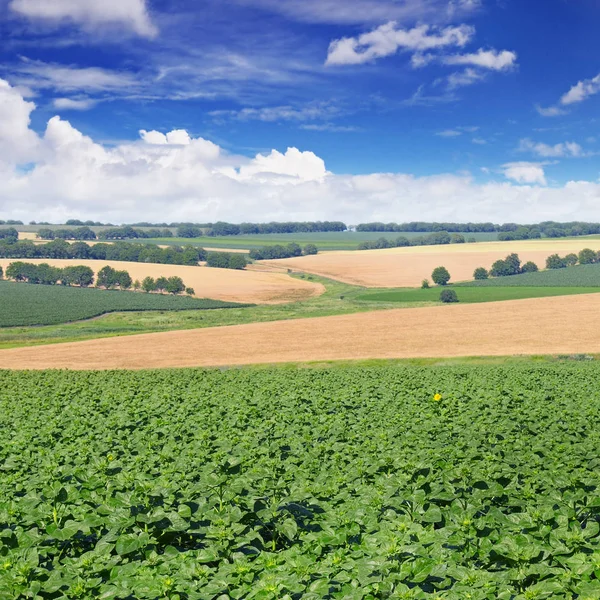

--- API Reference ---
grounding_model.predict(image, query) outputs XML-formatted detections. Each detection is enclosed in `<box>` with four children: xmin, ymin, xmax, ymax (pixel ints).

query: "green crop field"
<box><xmin>142</xmin><ymin>231</ymin><xmax>499</xmax><ymax>251</ymax></box>
<box><xmin>355</xmin><ymin>286</ymin><xmax>600</xmax><ymax>304</ymax></box>
<box><xmin>2</xmin><ymin>365</ymin><xmax>600</xmax><ymax>598</ymax></box>
<box><xmin>0</xmin><ymin>281</ymin><xmax>248</xmax><ymax>327</ymax></box>
<box><xmin>456</xmin><ymin>264</ymin><xmax>600</xmax><ymax>287</ymax></box>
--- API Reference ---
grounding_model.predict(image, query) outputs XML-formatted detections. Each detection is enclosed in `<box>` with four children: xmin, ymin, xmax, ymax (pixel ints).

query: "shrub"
<box><xmin>432</xmin><ymin>266</ymin><xmax>451</xmax><ymax>286</ymax></box>
<box><xmin>440</xmin><ymin>289</ymin><xmax>459</xmax><ymax>303</ymax></box>
<box><xmin>185</xmin><ymin>287</ymin><xmax>195</xmax><ymax>296</ymax></box>
<box><xmin>228</xmin><ymin>254</ymin><xmax>247</xmax><ymax>270</ymax></box>
<box><xmin>578</xmin><ymin>248</ymin><xmax>597</xmax><ymax>265</ymax></box>
<box><xmin>303</xmin><ymin>244</ymin><xmax>318</xmax><ymax>255</ymax></box>
<box><xmin>421</xmin><ymin>279</ymin><xmax>430</xmax><ymax>289</ymax></box>
<box><xmin>473</xmin><ymin>267</ymin><xmax>489</xmax><ymax>280</ymax></box>
<box><xmin>546</xmin><ymin>254</ymin><xmax>566</xmax><ymax>269</ymax></box>
<box><xmin>450</xmin><ymin>233</ymin><xmax>465</xmax><ymax>244</ymax></box>
<box><xmin>0</xmin><ymin>266</ymin><xmax>3</xmax><ymax>279</ymax></box>
<box><xmin>521</xmin><ymin>261</ymin><xmax>539</xmax><ymax>273</ymax></box>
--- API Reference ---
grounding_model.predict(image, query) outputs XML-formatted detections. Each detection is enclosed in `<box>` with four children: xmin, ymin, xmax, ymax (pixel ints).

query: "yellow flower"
<box><xmin>433</xmin><ymin>393</ymin><xmax>442</xmax><ymax>402</ymax></box>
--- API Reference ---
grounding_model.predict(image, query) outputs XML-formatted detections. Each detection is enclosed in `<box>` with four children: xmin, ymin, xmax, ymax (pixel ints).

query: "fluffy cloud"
<box><xmin>442</xmin><ymin>49</ymin><xmax>517</xmax><ymax>71</ymax></box>
<box><xmin>519</xmin><ymin>138</ymin><xmax>583</xmax><ymax>158</ymax></box>
<box><xmin>4</xmin><ymin>79</ymin><xmax>600</xmax><ymax>224</ymax></box>
<box><xmin>446</xmin><ymin>67</ymin><xmax>486</xmax><ymax>88</ymax></box>
<box><xmin>9</xmin><ymin>0</ymin><xmax>157</xmax><ymax>38</ymax></box>
<box><xmin>326</xmin><ymin>23</ymin><xmax>473</xmax><ymax>66</ymax></box>
<box><xmin>502</xmin><ymin>162</ymin><xmax>547</xmax><ymax>185</ymax></box>
<box><xmin>560</xmin><ymin>73</ymin><xmax>600</xmax><ymax>105</ymax></box>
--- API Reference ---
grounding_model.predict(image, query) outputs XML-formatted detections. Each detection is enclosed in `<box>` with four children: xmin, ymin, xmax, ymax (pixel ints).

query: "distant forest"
<box><xmin>3</xmin><ymin>219</ymin><xmax>600</xmax><ymax>240</ymax></box>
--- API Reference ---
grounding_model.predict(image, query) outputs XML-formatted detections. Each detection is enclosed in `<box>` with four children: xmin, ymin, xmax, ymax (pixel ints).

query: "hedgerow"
<box><xmin>2</xmin><ymin>365</ymin><xmax>600</xmax><ymax>598</ymax></box>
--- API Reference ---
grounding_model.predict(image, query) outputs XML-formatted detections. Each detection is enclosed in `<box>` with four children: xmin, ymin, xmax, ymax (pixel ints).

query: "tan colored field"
<box><xmin>18</xmin><ymin>232</ymin><xmax>37</xmax><ymax>241</ymax></box>
<box><xmin>0</xmin><ymin>259</ymin><xmax>323</xmax><ymax>305</ymax></box>
<box><xmin>2</xmin><ymin>293</ymin><xmax>600</xmax><ymax>370</ymax></box>
<box><xmin>267</xmin><ymin>240</ymin><xmax>600</xmax><ymax>287</ymax></box>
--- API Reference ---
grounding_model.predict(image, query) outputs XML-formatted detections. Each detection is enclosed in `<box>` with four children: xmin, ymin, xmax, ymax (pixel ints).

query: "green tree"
<box><xmin>546</xmin><ymin>254</ymin><xmax>566</xmax><ymax>269</ymax></box>
<box><xmin>155</xmin><ymin>277</ymin><xmax>169</xmax><ymax>293</ymax></box>
<box><xmin>431</xmin><ymin>266</ymin><xmax>451</xmax><ymax>286</ymax></box>
<box><xmin>578</xmin><ymin>248</ymin><xmax>597</xmax><ymax>264</ymax></box>
<box><xmin>564</xmin><ymin>253</ymin><xmax>578</xmax><ymax>267</ymax></box>
<box><xmin>303</xmin><ymin>244</ymin><xmax>318</xmax><ymax>255</ymax></box>
<box><xmin>142</xmin><ymin>276</ymin><xmax>156</xmax><ymax>293</ymax></box>
<box><xmin>521</xmin><ymin>261</ymin><xmax>539</xmax><ymax>273</ymax></box>
<box><xmin>63</xmin><ymin>266</ymin><xmax>94</xmax><ymax>287</ymax></box>
<box><xmin>450</xmin><ymin>233</ymin><xmax>465</xmax><ymax>244</ymax></box>
<box><xmin>165</xmin><ymin>276</ymin><xmax>185</xmax><ymax>295</ymax></box>
<box><xmin>473</xmin><ymin>267</ymin><xmax>489</xmax><ymax>280</ymax></box>
<box><xmin>96</xmin><ymin>266</ymin><xmax>118</xmax><ymax>289</ymax></box>
<box><xmin>116</xmin><ymin>270</ymin><xmax>132</xmax><ymax>289</ymax></box>
<box><xmin>421</xmin><ymin>279</ymin><xmax>430</xmax><ymax>289</ymax></box>
<box><xmin>440</xmin><ymin>289</ymin><xmax>459</xmax><ymax>303</ymax></box>
<box><xmin>228</xmin><ymin>254</ymin><xmax>247</xmax><ymax>270</ymax></box>
<box><xmin>185</xmin><ymin>287</ymin><xmax>195</xmax><ymax>296</ymax></box>
<box><xmin>133</xmin><ymin>279</ymin><xmax>141</xmax><ymax>291</ymax></box>
<box><xmin>0</xmin><ymin>266</ymin><xmax>3</xmax><ymax>279</ymax></box>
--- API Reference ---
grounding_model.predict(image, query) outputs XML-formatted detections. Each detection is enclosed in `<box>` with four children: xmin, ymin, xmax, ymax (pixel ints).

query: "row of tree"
<box><xmin>37</xmin><ymin>226</ymin><xmax>175</xmax><ymax>241</ymax></box>
<box><xmin>0</xmin><ymin>240</ymin><xmax>206</xmax><ymax>266</ymax></box>
<box><xmin>249</xmin><ymin>243</ymin><xmax>318</xmax><ymax>260</ymax></box>
<box><xmin>358</xmin><ymin>232</ymin><xmax>469</xmax><ymax>251</ymax></box>
<box><xmin>205</xmin><ymin>252</ymin><xmax>247</xmax><ymax>270</ymax></box>
<box><xmin>471</xmin><ymin>248</ymin><xmax>600</xmax><ymax>280</ymax></box>
<box><xmin>3</xmin><ymin>262</ymin><xmax>194</xmax><ymax>295</ymax></box>
<box><xmin>356</xmin><ymin>221</ymin><xmax>600</xmax><ymax>238</ymax></box>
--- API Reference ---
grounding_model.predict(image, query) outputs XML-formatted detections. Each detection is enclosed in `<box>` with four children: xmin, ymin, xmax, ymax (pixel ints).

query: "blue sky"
<box><xmin>1</xmin><ymin>0</ymin><xmax>600</xmax><ymax>224</ymax></box>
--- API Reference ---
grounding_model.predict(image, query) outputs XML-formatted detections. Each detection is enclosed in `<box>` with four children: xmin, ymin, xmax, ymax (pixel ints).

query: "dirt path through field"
<box><xmin>267</xmin><ymin>240</ymin><xmax>600</xmax><ymax>287</ymax></box>
<box><xmin>2</xmin><ymin>293</ymin><xmax>600</xmax><ymax>370</ymax></box>
<box><xmin>0</xmin><ymin>259</ymin><xmax>324</xmax><ymax>305</ymax></box>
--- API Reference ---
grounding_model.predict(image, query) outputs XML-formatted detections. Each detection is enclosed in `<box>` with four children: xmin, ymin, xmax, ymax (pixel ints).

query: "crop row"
<box><xmin>0</xmin><ymin>281</ymin><xmax>248</xmax><ymax>327</ymax></box>
<box><xmin>2</xmin><ymin>366</ymin><xmax>600</xmax><ymax>598</ymax></box>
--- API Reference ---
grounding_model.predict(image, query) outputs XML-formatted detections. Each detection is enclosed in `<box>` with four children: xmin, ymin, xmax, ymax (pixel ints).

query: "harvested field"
<box><xmin>0</xmin><ymin>259</ymin><xmax>323</xmax><ymax>305</ymax></box>
<box><xmin>17</xmin><ymin>232</ymin><xmax>37</xmax><ymax>241</ymax></box>
<box><xmin>267</xmin><ymin>240</ymin><xmax>600</xmax><ymax>287</ymax></box>
<box><xmin>2</xmin><ymin>293</ymin><xmax>600</xmax><ymax>370</ymax></box>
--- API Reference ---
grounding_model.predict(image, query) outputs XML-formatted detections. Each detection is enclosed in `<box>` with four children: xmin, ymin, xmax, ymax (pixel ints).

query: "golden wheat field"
<box><xmin>267</xmin><ymin>240</ymin><xmax>600</xmax><ymax>287</ymax></box>
<box><xmin>0</xmin><ymin>259</ymin><xmax>324</xmax><ymax>304</ymax></box>
<box><xmin>2</xmin><ymin>294</ymin><xmax>600</xmax><ymax>370</ymax></box>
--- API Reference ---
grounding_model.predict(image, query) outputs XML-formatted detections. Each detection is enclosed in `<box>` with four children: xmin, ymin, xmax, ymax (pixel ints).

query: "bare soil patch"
<box><xmin>0</xmin><ymin>259</ymin><xmax>323</xmax><ymax>305</ymax></box>
<box><xmin>267</xmin><ymin>240</ymin><xmax>600</xmax><ymax>287</ymax></box>
<box><xmin>2</xmin><ymin>294</ymin><xmax>600</xmax><ymax>370</ymax></box>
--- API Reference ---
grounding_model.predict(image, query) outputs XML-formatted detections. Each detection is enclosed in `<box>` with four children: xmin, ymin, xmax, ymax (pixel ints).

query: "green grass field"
<box><xmin>0</xmin><ymin>281</ymin><xmax>248</xmax><ymax>327</ymax></box>
<box><xmin>3</xmin><ymin>364</ymin><xmax>600</xmax><ymax>598</ymax></box>
<box><xmin>355</xmin><ymin>285</ymin><xmax>600</xmax><ymax>304</ymax></box>
<box><xmin>456</xmin><ymin>263</ymin><xmax>600</xmax><ymax>287</ymax></box>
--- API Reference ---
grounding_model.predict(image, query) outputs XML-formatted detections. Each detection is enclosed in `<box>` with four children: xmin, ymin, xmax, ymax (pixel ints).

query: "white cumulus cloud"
<box><xmin>9</xmin><ymin>0</ymin><xmax>158</xmax><ymax>38</ymax></box>
<box><xmin>502</xmin><ymin>162</ymin><xmax>547</xmax><ymax>186</ymax></box>
<box><xmin>560</xmin><ymin>73</ymin><xmax>600</xmax><ymax>106</ymax></box>
<box><xmin>4</xmin><ymin>79</ymin><xmax>600</xmax><ymax>225</ymax></box>
<box><xmin>519</xmin><ymin>138</ymin><xmax>583</xmax><ymax>158</ymax></box>
<box><xmin>326</xmin><ymin>23</ymin><xmax>473</xmax><ymax>66</ymax></box>
<box><xmin>442</xmin><ymin>48</ymin><xmax>517</xmax><ymax>71</ymax></box>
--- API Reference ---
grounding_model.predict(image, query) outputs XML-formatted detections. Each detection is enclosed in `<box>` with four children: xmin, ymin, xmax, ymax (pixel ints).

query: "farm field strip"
<box><xmin>267</xmin><ymin>240</ymin><xmax>600</xmax><ymax>287</ymax></box>
<box><xmin>0</xmin><ymin>259</ymin><xmax>324</xmax><ymax>305</ymax></box>
<box><xmin>0</xmin><ymin>281</ymin><xmax>248</xmax><ymax>327</ymax></box>
<box><xmin>355</xmin><ymin>286</ymin><xmax>600</xmax><ymax>304</ymax></box>
<box><xmin>3</xmin><ymin>293</ymin><xmax>600</xmax><ymax>370</ymax></box>
<box><xmin>3</xmin><ymin>365</ymin><xmax>600</xmax><ymax>598</ymax></box>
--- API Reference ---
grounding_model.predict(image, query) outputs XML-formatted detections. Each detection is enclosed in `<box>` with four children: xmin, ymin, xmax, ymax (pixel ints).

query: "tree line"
<box><xmin>2</xmin><ymin>263</ymin><xmax>194</xmax><ymax>295</ymax></box>
<box><xmin>356</xmin><ymin>221</ymin><xmax>600</xmax><ymax>239</ymax></box>
<box><xmin>472</xmin><ymin>248</ymin><xmax>600</xmax><ymax>280</ymax></box>
<box><xmin>0</xmin><ymin>239</ymin><xmax>206</xmax><ymax>266</ymax></box>
<box><xmin>358</xmin><ymin>232</ymin><xmax>468</xmax><ymax>250</ymax></box>
<box><xmin>249</xmin><ymin>243</ymin><xmax>318</xmax><ymax>260</ymax></box>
